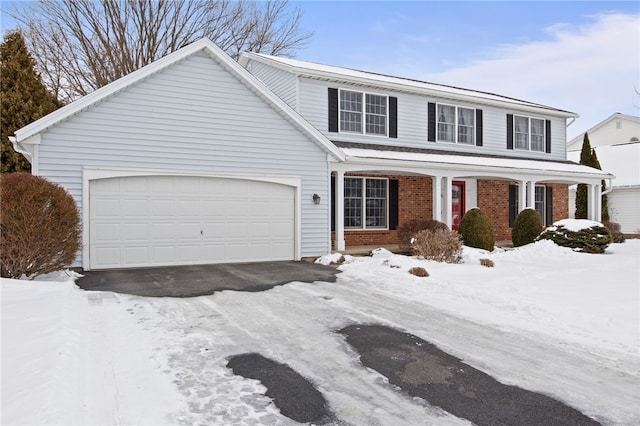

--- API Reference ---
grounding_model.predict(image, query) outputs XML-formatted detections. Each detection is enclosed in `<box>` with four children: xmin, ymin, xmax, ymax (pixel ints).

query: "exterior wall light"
<box><xmin>312</xmin><ymin>193</ymin><xmax>321</xmax><ymax>205</ymax></box>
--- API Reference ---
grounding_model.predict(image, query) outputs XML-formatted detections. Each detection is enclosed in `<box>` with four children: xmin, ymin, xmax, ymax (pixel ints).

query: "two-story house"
<box><xmin>239</xmin><ymin>52</ymin><xmax>613</xmax><ymax>250</ymax></box>
<box><xmin>11</xmin><ymin>39</ymin><xmax>611</xmax><ymax>270</ymax></box>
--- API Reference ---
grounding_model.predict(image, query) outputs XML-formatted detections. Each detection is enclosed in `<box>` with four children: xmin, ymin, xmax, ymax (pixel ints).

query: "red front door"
<box><xmin>452</xmin><ymin>181</ymin><xmax>466</xmax><ymax>232</ymax></box>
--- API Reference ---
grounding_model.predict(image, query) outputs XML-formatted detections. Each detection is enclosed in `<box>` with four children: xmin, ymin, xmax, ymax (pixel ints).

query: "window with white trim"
<box><xmin>437</xmin><ymin>104</ymin><xmax>475</xmax><ymax>144</ymax></box>
<box><xmin>344</xmin><ymin>177</ymin><xmax>388</xmax><ymax>229</ymax></box>
<box><xmin>340</xmin><ymin>90</ymin><xmax>387</xmax><ymax>136</ymax></box>
<box><xmin>514</xmin><ymin>184</ymin><xmax>546</xmax><ymax>223</ymax></box>
<box><xmin>514</xmin><ymin>115</ymin><xmax>545</xmax><ymax>152</ymax></box>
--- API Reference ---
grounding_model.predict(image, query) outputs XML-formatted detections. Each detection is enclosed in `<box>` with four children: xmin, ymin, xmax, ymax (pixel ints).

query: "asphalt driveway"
<box><xmin>77</xmin><ymin>261</ymin><xmax>338</xmax><ymax>297</ymax></box>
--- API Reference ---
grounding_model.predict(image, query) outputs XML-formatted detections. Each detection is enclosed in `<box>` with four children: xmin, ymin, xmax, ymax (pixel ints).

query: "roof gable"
<box><xmin>567</xmin><ymin>113</ymin><xmax>640</xmax><ymax>150</ymax></box>
<box><xmin>13</xmin><ymin>38</ymin><xmax>344</xmax><ymax>161</ymax></box>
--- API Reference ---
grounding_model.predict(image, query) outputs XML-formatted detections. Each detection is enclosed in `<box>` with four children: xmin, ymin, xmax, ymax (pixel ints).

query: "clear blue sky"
<box><xmin>2</xmin><ymin>1</ymin><xmax>639</xmax><ymax>140</ymax></box>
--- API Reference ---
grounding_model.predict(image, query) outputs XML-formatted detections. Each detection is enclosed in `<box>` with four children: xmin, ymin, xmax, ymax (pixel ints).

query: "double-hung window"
<box><xmin>513</xmin><ymin>184</ymin><xmax>546</xmax><ymax>224</ymax></box>
<box><xmin>437</xmin><ymin>104</ymin><xmax>475</xmax><ymax>144</ymax></box>
<box><xmin>340</xmin><ymin>89</ymin><xmax>388</xmax><ymax>136</ymax></box>
<box><xmin>514</xmin><ymin>115</ymin><xmax>545</xmax><ymax>152</ymax></box>
<box><xmin>344</xmin><ymin>177</ymin><xmax>388</xmax><ymax>229</ymax></box>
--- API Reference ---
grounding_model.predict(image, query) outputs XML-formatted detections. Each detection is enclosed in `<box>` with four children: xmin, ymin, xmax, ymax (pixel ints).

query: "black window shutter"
<box><xmin>507</xmin><ymin>114</ymin><xmax>514</xmax><ymax>150</ymax></box>
<box><xmin>545</xmin><ymin>186</ymin><xmax>553</xmax><ymax>226</ymax></box>
<box><xmin>475</xmin><ymin>109</ymin><xmax>483</xmax><ymax>146</ymax></box>
<box><xmin>389</xmin><ymin>97</ymin><xmax>398</xmax><ymax>138</ymax></box>
<box><xmin>427</xmin><ymin>102</ymin><xmax>436</xmax><ymax>142</ymax></box>
<box><xmin>330</xmin><ymin>175</ymin><xmax>336</xmax><ymax>231</ymax></box>
<box><xmin>545</xmin><ymin>119</ymin><xmax>552</xmax><ymax>153</ymax></box>
<box><xmin>508</xmin><ymin>184</ymin><xmax>517</xmax><ymax>227</ymax></box>
<box><xmin>328</xmin><ymin>88</ymin><xmax>338</xmax><ymax>132</ymax></box>
<box><xmin>389</xmin><ymin>179</ymin><xmax>399</xmax><ymax>230</ymax></box>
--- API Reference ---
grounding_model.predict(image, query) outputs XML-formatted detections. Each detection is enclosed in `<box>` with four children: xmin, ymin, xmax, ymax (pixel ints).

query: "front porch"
<box><xmin>330</xmin><ymin>147</ymin><xmax>612</xmax><ymax>251</ymax></box>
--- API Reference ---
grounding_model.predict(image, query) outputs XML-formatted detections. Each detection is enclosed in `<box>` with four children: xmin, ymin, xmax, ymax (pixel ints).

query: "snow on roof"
<box><xmin>341</xmin><ymin>146</ymin><xmax>612</xmax><ymax>180</ymax></box>
<box><xmin>242</xmin><ymin>52</ymin><xmax>577</xmax><ymax>117</ymax></box>
<box><xmin>567</xmin><ymin>142</ymin><xmax>640</xmax><ymax>187</ymax></box>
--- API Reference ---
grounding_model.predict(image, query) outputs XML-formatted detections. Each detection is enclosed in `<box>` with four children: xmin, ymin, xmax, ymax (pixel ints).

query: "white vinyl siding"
<box><xmin>35</xmin><ymin>51</ymin><xmax>330</xmax><ymax>266</ymax></box>
<box><xmin>246</xmin><ymin>60</ymin><xmax>298</xmax><ymax>109</ymax></box>
<box><xmin>296</xmin><ymin>78</ymin><xmax>567</xmax><ymax>161</ymax></box>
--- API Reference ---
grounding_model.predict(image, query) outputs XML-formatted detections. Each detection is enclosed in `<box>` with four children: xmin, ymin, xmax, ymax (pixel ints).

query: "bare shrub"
<box><xmin>479</xmin><ymin>258</ymin><xmax>495</xmax><ymax>268</ymax></box>
<box><xmin>397</xmin><ymin>218</ymin><xmax>448</xmax><ymax>251</ymax></box>
<box><xmin>602</xmin><ymin>220</ymin><xmax>625</xmax><ymax>243</ymax></box>
<box><xmin>1</xmin><ymin>173</ymin><xmax>81</xmax><ymax>278</ymax></box>
<box><xmin>411</xmin><ymin>229</ymin><xmax>463</xmax><ymax>264</ymax></box>
<box><xmin>408</xmin><ymin>266</ymin><xmax>429</xmax><ymax>277</ymax></box>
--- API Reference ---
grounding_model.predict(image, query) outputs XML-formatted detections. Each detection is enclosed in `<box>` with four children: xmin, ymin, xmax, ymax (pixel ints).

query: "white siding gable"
<box><xmin>35</xmin><ymin>51</ymin><xmax>332</xmax><ymax>265</ymax></box>
<box><xmin>247</xmin><ymin>60</ymin><xmax>298</xmax><ymax>110</ymax></box>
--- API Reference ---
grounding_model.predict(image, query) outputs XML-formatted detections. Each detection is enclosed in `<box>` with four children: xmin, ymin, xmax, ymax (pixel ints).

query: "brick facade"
<box><xmin>333</xmin><ymin>174</ymin><xmax>569</xmax><ymax>246</ymax></box>
<box><xmin>478</xmin><ymin>180</ymin><xmax>569</xmax><ymax>241</ymax></box>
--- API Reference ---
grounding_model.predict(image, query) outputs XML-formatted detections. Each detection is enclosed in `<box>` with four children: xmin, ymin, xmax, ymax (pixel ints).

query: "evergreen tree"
<box><xmin>1</xmin><ymin>30</ymin><xmax>61</xmax><ymax>173</ymax></box>
<box><xmin>591</xmin><ymin>148</ymin><xmax>609</xmax><ymax>221</ymax></box>
<box><xmin>574</xmin><ymin>133</ymin><xmax>591</xmax><ymax>219</ymax></box>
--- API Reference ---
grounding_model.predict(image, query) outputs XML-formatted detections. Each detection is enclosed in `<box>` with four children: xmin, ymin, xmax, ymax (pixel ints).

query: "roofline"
<box><xmin>567</xmin><ymin>112</ymin><xmax>640</xmax><ymax>148</ymax></box>
<box><xmin>14</xmin><ymin>38</ymin><xmax>345</xmax><ymax>162</ymax></box>
<box><xmin>241</xmin><ymin>52</ymin><xmax>578</xmax><ymax>119</ymax></box>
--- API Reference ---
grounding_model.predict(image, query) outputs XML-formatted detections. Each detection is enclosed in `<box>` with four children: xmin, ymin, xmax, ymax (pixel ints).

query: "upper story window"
<box><xmin>437</xmin><ymin>104</ymin><xmax>475</xmax><ymax>145</ymax></box>
<box><xmin>339</xmin><ymin>89</ymin><xmax>387</xmax><ymax>136</ymax></box>
<box><xmin>507</xmin><ymin>114</ymin><xmax>550</xmax><ymax>153</ymax></box>
<box><xmin>428</xmin><ymin>102</ymin><xmax>482</xmax><ymax>146</ymax></box>
<box><xmin>513</xmin><ymin>115</ymin><xmax>545</xmax><ymax>152</ymax></box>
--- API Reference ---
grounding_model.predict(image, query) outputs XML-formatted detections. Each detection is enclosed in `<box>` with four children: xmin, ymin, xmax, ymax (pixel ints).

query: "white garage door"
<box><xmin>89</xmin><ymin>175</ymin><xmax>295</xmax><ymax>269</ymax></box>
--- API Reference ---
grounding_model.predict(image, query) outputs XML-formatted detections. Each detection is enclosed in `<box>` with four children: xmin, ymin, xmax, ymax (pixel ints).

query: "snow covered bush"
<box><xmin>511</xmin><ymin>208</ymin><xmax>544</xmax><ymax>247</ymax></box>
<box><xmin>536</xmin><ymin>219</ymin><xmax>611</xmax><ymax>254</ymax></box>
<box><xmin>397</xmin><ymin>218</ymin><xmax>448</xmax><ymax>251</ymax></box>
<box><xmin>459</xmin><ymin>208</ymin><xmax>494</xmax><ymax>251</ymax></box>
<box><xmin>1</xmin><ymin>173</ymin><xmax>81</xmax><ymax>278</ymax></box>
<box><xmin>411</xmin><ymin>228</ymin><xmax>462</xmax><ymax>263</ymax></box>
<box><xmin>603</xmin><ymin>221</ymin><xmax>625</xmax><ymax>243</ymax></box>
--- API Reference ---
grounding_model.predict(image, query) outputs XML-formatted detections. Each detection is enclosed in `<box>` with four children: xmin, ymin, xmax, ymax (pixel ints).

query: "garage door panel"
<box><xmin>90</xmin><ymin>175</ymin><xmax>295</xmax><ymax>269</ymax></box>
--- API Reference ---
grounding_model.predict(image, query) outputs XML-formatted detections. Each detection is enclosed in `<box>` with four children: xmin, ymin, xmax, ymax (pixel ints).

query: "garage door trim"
<box><xmin>82</xmin><ymin>167</ymin><xmax>301</xmax><ymax>270</ymax></box>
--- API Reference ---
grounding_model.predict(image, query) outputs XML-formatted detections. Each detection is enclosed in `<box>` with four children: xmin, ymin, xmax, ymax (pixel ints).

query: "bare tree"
<box><xmin>12</xmin><ymin>0</ymin><xmax>312</xmax><ymax>102</ymax></box>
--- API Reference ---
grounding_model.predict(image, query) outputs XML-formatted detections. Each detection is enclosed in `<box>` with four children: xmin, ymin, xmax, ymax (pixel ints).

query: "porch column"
<box><xmin>443</xmin><ymin>177</ymin><xmax>453</xmax><ymax>228</ymax></box>
<box><xmin>335</xmin><ymin>171</ymin><xmax>345</xmax><ymax>250</ymax></box>
<box><xmin>594</xmin><ymin>183</ymin><xmax>602</xmax><ymax>221</ymax></box>
<box><xmin>432</xmin><ymin>176</ymin><xmax>442</xmax><ymax>222</ymax></box>
<box><xmin>588</xmin><ymin>183</ymin><xmax>602</xmax><ymax>221</ymax></box>
<box><xmin>518</xmin><ymin>180</ymin><xmax>527</xmax><ymax>212</ymax></box>
<box><xmin>527</xmin><ymin>181</ymin><xmax>536</xmax><ymax>209</ymax></box>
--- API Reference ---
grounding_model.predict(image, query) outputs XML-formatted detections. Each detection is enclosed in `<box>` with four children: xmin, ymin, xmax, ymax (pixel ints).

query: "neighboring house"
<box><xmin>567</xmin><ymin>113</ymin><xmax>640</xmax><ymax>151</ymax></box>
<box><xmin>11</xmin><ymin>39</ymin><xmax>611</xmax><ymax>270</ymax></box>
<box><xmin>567</xmin><ymin>114</ymin><xmax>640</xmax><ymax>234</ymax></box>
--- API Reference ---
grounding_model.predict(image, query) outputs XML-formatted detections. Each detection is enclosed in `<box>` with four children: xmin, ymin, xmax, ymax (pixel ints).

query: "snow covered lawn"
<box><xmin>2</xmin><ymin>240</ymin><xmax>639</xmax><ymax>425</ymax></box>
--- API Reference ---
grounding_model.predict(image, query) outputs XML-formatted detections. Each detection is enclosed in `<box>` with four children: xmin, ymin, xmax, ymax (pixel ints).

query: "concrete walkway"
<box><xmin>77</xmin><ymin>261</ymin><xmax>338</xmax><ymax>297</ymax></box>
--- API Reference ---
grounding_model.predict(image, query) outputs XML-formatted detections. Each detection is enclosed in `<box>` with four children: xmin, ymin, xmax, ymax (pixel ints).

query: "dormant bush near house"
<box><xmin>411</xmin><ymin>228</ymin><xmax>462</xmax><ymax>264</ymax></box>
<box><xmin>1</xmin><ymin>173</ymin><xmax>81</xmax><ymax>278</ymax></box>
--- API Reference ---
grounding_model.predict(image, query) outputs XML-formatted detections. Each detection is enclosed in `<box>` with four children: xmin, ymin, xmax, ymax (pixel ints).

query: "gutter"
<box><xmin>8</xmin><ymin>135</ymin><xmax>33</xmax><ymax>164</ymax></box>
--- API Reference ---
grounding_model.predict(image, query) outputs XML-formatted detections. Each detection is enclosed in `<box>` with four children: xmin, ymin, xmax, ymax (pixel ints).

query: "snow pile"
<box><xmin>546</xmin><ymin>218</ymin><xmax>605</xmax><ymax>232</ymax></box>
<box><xmin>1</xmin><ymin>240</ymin><xmax>638</xmax><ymax>425</ymax></box>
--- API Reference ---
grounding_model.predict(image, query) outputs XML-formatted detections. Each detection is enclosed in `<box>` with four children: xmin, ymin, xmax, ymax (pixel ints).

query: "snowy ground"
<box><xmin>2</xmin><ymin>239</ymin><xmax>639</xmax><ymax>425</ymax></box>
